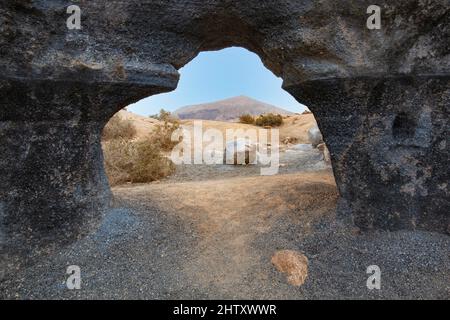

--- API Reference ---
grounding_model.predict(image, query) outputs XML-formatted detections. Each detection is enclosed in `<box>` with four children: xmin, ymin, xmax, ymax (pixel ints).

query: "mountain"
<box><xmin>173</xmin><ymin>96</ymin><xmax>294</xmax><ymax>121</ymax></box>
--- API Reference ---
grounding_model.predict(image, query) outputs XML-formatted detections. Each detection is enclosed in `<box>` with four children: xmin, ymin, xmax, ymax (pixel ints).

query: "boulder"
<box><xmin>308</xmin><ymin>125</ymin><xmax>323</xmax><ymax>148</ymax></box>
<box><xmin>224</xmin><ymin>139</ymin><xmax>257</xmax><ymax>165</ymax></box>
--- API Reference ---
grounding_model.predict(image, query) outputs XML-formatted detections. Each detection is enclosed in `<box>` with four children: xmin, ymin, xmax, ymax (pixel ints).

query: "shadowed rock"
<box><xmin>0</xmin><ymin>1</ymin><xmax>448</xmax><ymax>252</ymax></box>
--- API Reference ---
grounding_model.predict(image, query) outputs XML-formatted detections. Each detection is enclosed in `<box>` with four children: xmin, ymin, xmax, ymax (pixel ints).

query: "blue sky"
<box><xmin>128</xmin><ymin>47</ymin><xmax>307</xmax><ymax>116</ymax></box>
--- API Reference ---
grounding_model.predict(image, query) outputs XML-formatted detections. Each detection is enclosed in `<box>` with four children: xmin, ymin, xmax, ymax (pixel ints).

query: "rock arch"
<box><xmin>0</xmin><ymin>1</ymin><xmax>448</xmax><ymax>249</ymax></box>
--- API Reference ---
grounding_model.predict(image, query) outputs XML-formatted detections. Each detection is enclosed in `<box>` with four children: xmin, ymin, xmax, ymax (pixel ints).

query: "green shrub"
<box><xmin>147</xmin><ymin>109</ymin><xmax>181</xmax><ymax>151</ymax></box>
<box><xmin>255</xmin><ymin>113</ymin><xmax>283</xmax><ymax>127</ymax></box>
<box><xmin>239</xmin><ymin>114</ymin><xmax>256</xmax><ymax>124</ymax></box>
<box><xmin>149</xmin><ymin>109</ymin><xmax>177</xmax><ymax>122</ymax></box>
<box><xmin>150</xmin><ymin>120</ymin><xmax>181</xmax><ymax>151</ymax></box>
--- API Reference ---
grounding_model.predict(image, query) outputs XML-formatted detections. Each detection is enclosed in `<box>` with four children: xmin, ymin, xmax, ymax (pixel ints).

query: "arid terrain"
<box><xmin>116</xmin><ymin>109</ymin><xmax>162</xmax><ymax>137</ymax></box>
<box><xmin>1</xmin><ymin>111</ymin><xmax>448</xmax><ymax>300</ymax></box>
<box><xmin>2</xmin><ymin>0</ymin><xmax>448</xmax><ymax>302</ymax></box>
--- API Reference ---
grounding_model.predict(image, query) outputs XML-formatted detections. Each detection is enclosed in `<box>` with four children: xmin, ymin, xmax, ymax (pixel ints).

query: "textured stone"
<box><xmin>317</xmin><ymin>143</ymin><xmax>331</xmax><ymax>164</ymax></box>
<box><xmin>0</xmin><ymin>1</ymin><xmax>448</xmax><ymax>251</ymax></box>
<box><xmin>271</xmin><ymin>250</ymin><xmax>308</xmax><ymax>287</ymax></box>
<box><xmin>308</xmin><ymin>125</ymin><xmax>324</xmax><ymax>148</ymax></box>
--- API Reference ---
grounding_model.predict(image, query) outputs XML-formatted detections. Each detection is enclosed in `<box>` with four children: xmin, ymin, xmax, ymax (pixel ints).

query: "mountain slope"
<box><xmin>173</xmin><ymin>96</ymin><xmax>294</xmax><ymax>121</ymax></box>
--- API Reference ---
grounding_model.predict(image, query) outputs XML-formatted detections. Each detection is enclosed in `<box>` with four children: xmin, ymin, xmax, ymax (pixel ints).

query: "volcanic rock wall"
<box><xmin>0</xmin><ymin>1</ymin><xmax>448</xmax><ymax>250</ymax></box>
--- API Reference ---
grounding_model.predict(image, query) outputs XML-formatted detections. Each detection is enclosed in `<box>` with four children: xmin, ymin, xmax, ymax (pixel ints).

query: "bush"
<box><xmin>150</xmin><ymin>120</ymin><xmax>181</xmax><ymax>151</ymax></box>
<box><xmin>102</xmin><ymin>139</ymin><xmax>175</xmax><ymax>186</ymax></box>
<box><xmin>103</xmin><ymin>139</ymin><xmax>137</xmax><ymax>186</ymax></box>
<box><xmin>102</xmin><ymin>112</ymin><xmax>176</xmax><ymax>186</ymax></box>
<box><xmin>255</xmin><ymin>113</ymin><xmax>283</xmax><ymax>127</ymax></box>
<box><xmin>147</xmin><ymin>109</ymin><xmax>181</xmax><ymax>151</ymax></box>
<box><xmin>129</xmin><ymin>140</ymin><xmax>175</xmax><ymax>183</ymax></box>
<box><xmin>102</xmin><ymin>114</ymin><xmax>137</xmax><ymax>141</ymax></box>
<box><xmin>239</xmin><ymin>114</ymin><xmax>255</xmax><ymax>125</ymax></box>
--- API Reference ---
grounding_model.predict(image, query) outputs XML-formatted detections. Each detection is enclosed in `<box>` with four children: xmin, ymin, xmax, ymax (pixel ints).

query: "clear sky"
<box><xmin>128</xmin><ymin>47</ymin><xmax>307</xmax><ymax>116</ymax></box>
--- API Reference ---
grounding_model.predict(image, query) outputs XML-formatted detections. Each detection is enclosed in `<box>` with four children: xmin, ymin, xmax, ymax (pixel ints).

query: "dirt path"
<box><xmin>110</xmin><ymin>167</ymin><xmax>449</xmax><ymax>299</ymax></box>
<box><xmin>114</xmin><ymin>171</ymin><xmax>338</xmax><ymax>297</ymax></box>
<box><xmin>2</xmin><ymin>157</ymin><xmax>448</xmax><ymax>299</ymax></box>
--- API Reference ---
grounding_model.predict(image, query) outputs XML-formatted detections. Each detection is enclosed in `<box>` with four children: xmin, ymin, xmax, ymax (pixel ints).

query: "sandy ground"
<box><xmin>117</xmin><ymin>110</ymin><xmax>161</xmax><ymax>137</ymax></box>
<box><xmin>116</xmin><ymin>111</ymin><xmax>317</xmax><ymax>146</ymax></box>
<box><xmin>180</xmin><ymin>113</ymin><xmax>317</xmax><ymax>145</ymax></box>
<box><xmin>1</xmin><ymin>147</ymin><xmax>448</xmax><ymax>299</ymax></box>
<box><xmin>166</xmin><ymin>145</ymin><xmax>328</xmax><ymax>182</ymax></box>
<box><xmin>278</xmin><ymin>113</ymin><xmax>317</xmax><ymax>144</ymax></box>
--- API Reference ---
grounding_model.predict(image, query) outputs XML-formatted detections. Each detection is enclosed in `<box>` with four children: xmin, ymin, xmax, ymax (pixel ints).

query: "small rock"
<box><xmin>271</xmin><ymin>250</ymin><xmax>308</xmax><ymax>286</ymax></box>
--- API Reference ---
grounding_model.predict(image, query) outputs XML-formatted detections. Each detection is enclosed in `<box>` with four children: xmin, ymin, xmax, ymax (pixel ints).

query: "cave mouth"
<box><xmin>1</xmin><ymin>3</ymin><xmax>449</xmax><ymax>300</ymax></box>
<box><xmin>99</xmin><ymin>48</ymin><xmax>339</xmax><ymax>291</ymax></box>
<box><xmin>101</xmin><ymin>46</ymin><xmax>338</xmax><ymax>241</ymax></box>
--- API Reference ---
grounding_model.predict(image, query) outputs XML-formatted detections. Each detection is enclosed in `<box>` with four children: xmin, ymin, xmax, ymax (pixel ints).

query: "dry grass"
<box><xmin>102</xmin><ymin>111</ymin><xmax>319</xmax><ymax>186</ymax></box>
<box><xmin>103</xmin><ymin>139</ymin><xmax>175</xmax><ymax>186</ymax></box>
<box><xmin>150</xmin><ymin>120</ymin><xmax>181</xmax><ymax>151</ymax></box>
<box><xmin>102</xmin><ymin>113</ymin><xmax>175</xmax><ymax>186</ymax></box>
<box><xmin>255</xmin><ymin>113</ymin><xmax>283</xmax><ymax>127</ymax></box>
<box><xmin>128</xmin><ymin>140</ymin><xmax>175</xmax><ymax>184</ymax></box>
<box><xmin>102</xmin><ymin>114</ymin><xmax>137</xmax><ymax>141</ymax></box>
<box><xmin>278</xmin><ymin>113</ymin><xmax>317</xmax><ymax>144</ymax></box>
<box><xmin>239</xmin><ymin>114</ymin><xmax>256</xmax><ymax>125</ymax></box>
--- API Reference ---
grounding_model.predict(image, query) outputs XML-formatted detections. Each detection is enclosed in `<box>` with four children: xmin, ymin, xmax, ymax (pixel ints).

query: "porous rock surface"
<box><xmin>0</xmin><ymin>1</ymin><xmax>448</xmax><ymax>253</ymax></box>
<box><xmin>271</xmin><ymin>250</ymin><xmax>309</xmax><ymax>287</ymax></box>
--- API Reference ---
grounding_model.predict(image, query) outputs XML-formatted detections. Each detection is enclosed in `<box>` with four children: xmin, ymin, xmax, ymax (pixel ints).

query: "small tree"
<box><xmin>150</xmin><ymin>120</ymin><xmax>181</xmax><ymax>152</ymax></box>
<box><xmin>150</xmin><ymin>109</ymin><xmax>177</xmax><ymax>122</ymax></box>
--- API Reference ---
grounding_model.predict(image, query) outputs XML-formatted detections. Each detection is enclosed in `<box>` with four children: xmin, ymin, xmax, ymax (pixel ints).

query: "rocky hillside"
<box><xmin>173</xmin><ymin>96</ymin><xmax>294</xmax><ymax>121</ymax></box>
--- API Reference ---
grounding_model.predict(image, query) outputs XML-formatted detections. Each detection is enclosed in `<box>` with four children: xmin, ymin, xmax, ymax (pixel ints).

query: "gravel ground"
<box><xmin>1</xmin><ymin>148</ymin><xmax>448</xmax><ymax>299</ymax></box>
<box><xmin>166</xmin><ymin>146</ymin><xmax>328</xmax><ymax>183</ymax></box>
